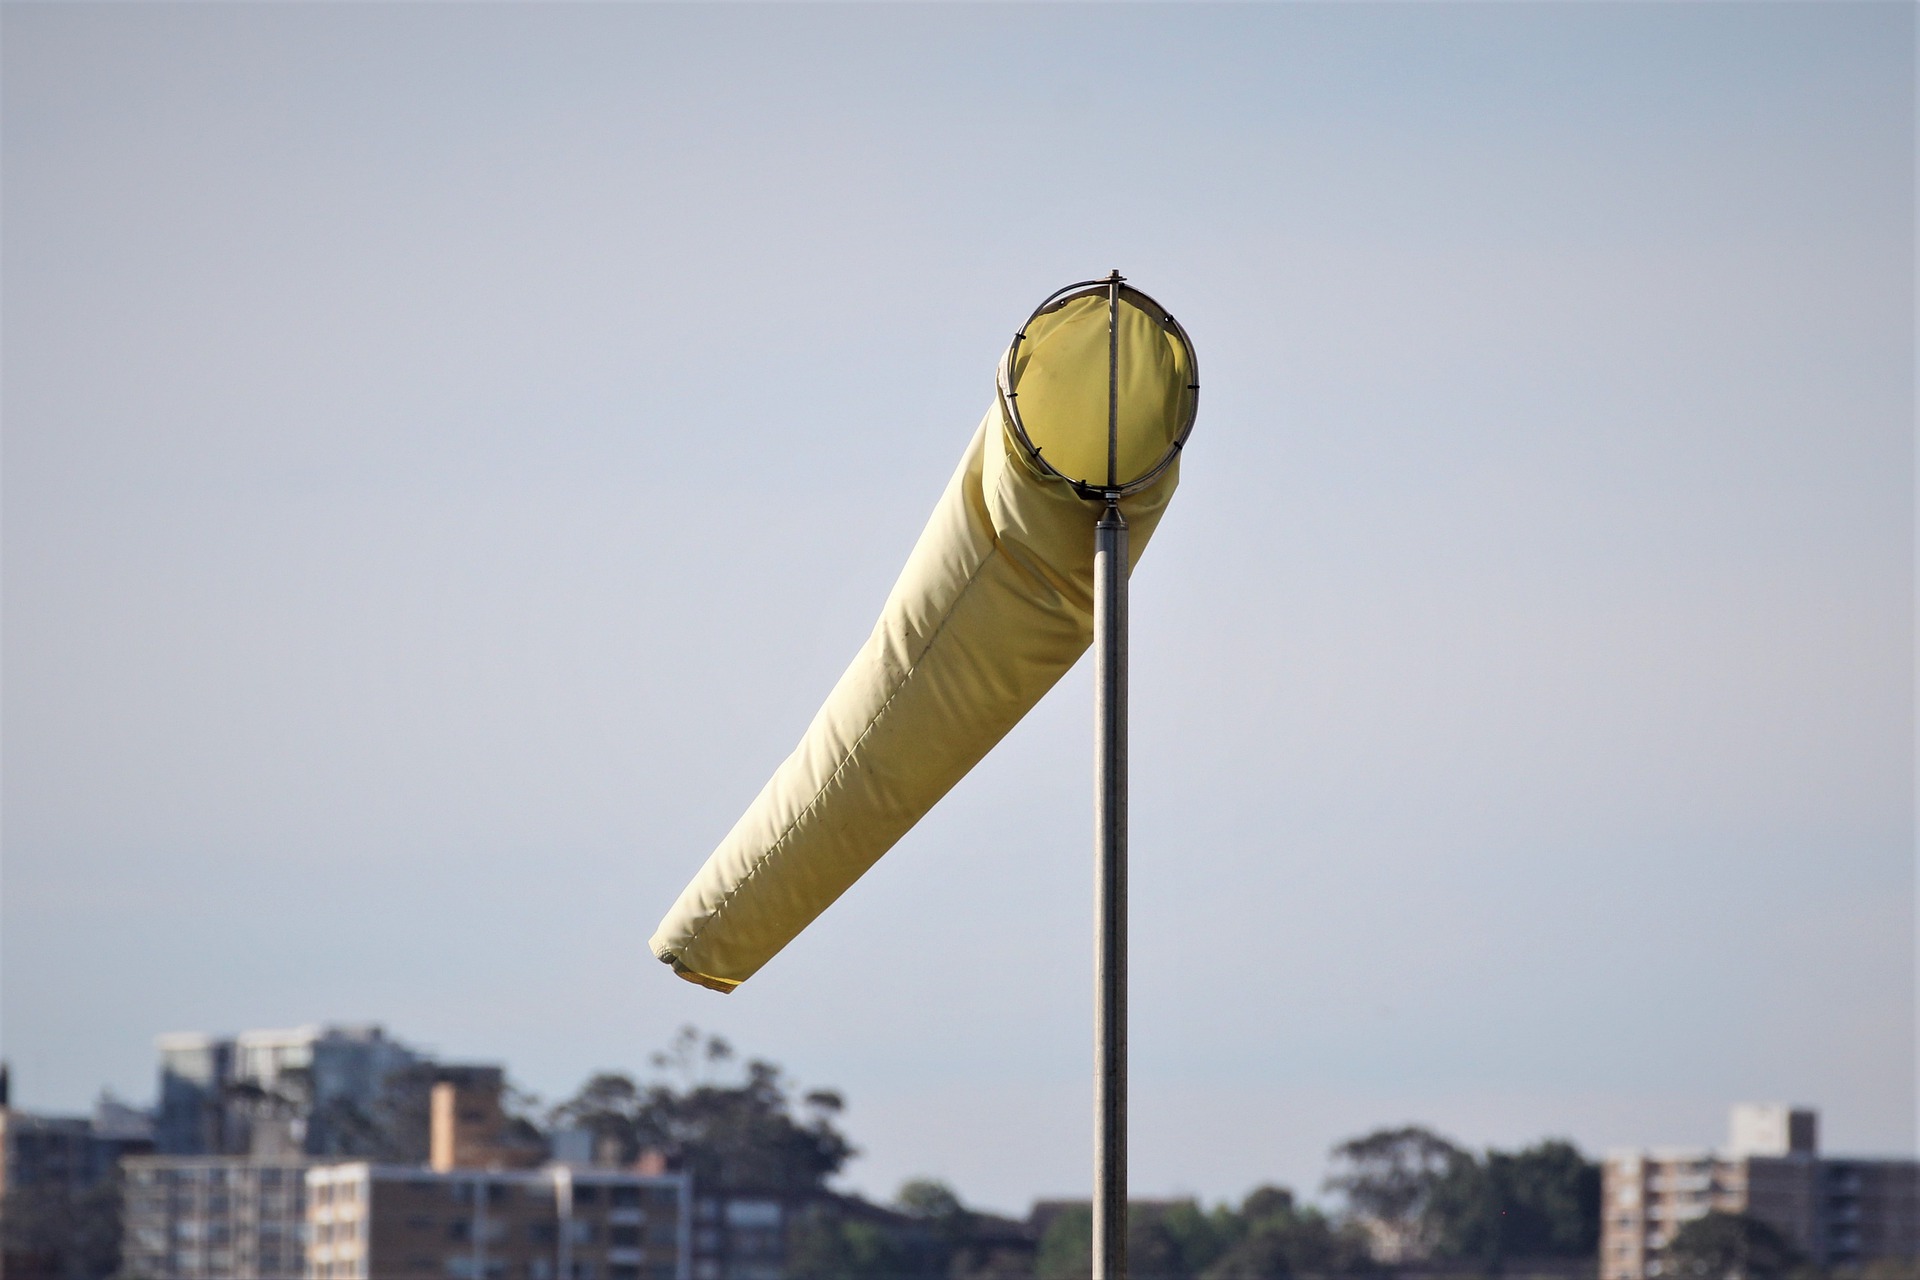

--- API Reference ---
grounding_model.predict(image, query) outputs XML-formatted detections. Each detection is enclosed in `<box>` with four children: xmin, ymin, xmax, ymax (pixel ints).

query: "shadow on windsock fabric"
<box><xmin>651</xmin><ymin>286</ymin><xmax>1195</xmax><ymax>992</ymax></box>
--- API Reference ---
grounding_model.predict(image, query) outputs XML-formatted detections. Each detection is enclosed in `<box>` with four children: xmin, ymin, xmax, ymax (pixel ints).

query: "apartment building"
<box><xmin>1601</xmin><ymin>1105</ymin><xmax>1918</xmax><ymax>1280</ymax></box>
<box><xmin>687</xmin><ymin>1191</ymin><xmax>790</xmax><ymax>1280</ymax></box>
<box><xmin>306</xmin><ymin>1163</ymin><xmax>690</xmax><ymax>1280</ymax></box>
<box><xmin>0</xmin><ymin>1094</ymin><xmax>153</xmax><ymax>1199</ymax></box>
<box><xmin>120</xmin><ymin>1155</ymin><xmax>315</xmax><ymax>1280</ymax></box>
<box><xmin>157</xmin><ymin>1025</ymin><xmax>422</xmax><ymax>1156</ymax></box>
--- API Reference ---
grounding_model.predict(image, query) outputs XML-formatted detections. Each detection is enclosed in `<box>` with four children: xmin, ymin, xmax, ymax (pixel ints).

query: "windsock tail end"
<box><xmin>656</xmin><ymin>949</ymin><xmax>740</xmax><ymax>995</ymax></box>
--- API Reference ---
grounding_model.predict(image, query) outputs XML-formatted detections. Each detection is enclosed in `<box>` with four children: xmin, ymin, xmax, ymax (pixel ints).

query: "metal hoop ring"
<box><xmin>996</xmin><ymin>276</ymin><xmax>1200</xmax><ymax>501</ymax></box>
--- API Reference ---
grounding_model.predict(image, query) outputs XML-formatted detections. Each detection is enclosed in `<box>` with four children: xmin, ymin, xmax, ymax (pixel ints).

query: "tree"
<box><xmin>786</xmin><ymin>1202</ymin><xmax>922</xmax><ymax>1280</ymax></box>
<box><xmin>551</xmin><ymin>1071</ymin><xmax>646</xmax><ymax>1163</ymax></box>
<box><xmin>1324</xmin><ymin>1128</ymin><xmax>1600</xmax><ymax>1271</ymax></box>
<box><xmin>1036</xmin><ymin>1201</ymin><xmax>1247</xmax><ymax>1280</ymax></box>
<box><xmin>550</xmin><ymin>1027</ymin><xmax>855</xmax><ymax>1193</ymax></box>
<box><xmin>1324</xmin><ymin>1127</ymin><xmax>1470</xmax><ymax>1263</ymax></box>
<box><xmin>1202</xmin><ymin>1186</ymin><xmax>1376</xmax><ymax>1280</ymax></box>
<box><xmin>895</xmin><ymin>1179</ymin><xmax>977</xmax><ymax>1272</ymax></box>
<box><xmin>1487</xmin><ymin>1140</ymin><xmax>1600</xmax><ymax>1259</ymax></box>
<box><xmin>1663</xmin><ymin>1212</ymin><xmax>1800</xmax><ymax>1280</ymax></box>
<box><xmin>1419</xmin><ymin>1137</ymin><xmax>1601</xmax><ymax>1268</ymax></box>
<box><xmin>897</xmin><ymin>1179</ymin><xmax>970</xmax><ymax>1224</ymax></box>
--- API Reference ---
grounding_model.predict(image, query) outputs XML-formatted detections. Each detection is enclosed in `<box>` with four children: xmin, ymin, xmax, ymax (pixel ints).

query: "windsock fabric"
<box><xmin>651</xmin><ymin>293</ymin><xmax>1190</xmax><ymax>992</ymax></box>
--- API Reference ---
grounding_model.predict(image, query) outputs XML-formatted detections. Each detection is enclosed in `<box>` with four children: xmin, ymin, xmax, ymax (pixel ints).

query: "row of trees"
<box><xmin>1031</xmin><ymin>1187</ymin><xmax>1373</xmax><ymax>1280</ymax></box>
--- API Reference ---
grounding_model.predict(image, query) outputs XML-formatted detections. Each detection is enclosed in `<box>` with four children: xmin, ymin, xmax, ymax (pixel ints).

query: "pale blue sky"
<box><xmin>3</xmin><ymin>2</ymin><xmax>1912</xmax><ymax>1214</ymax></box>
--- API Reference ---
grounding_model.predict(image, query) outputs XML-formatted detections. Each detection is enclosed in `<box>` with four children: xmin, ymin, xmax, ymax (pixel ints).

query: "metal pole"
<box><xmin>1093</xmin><ymin>496</ymin><xmax>1129</xmax><ymax>1280</ymax></box>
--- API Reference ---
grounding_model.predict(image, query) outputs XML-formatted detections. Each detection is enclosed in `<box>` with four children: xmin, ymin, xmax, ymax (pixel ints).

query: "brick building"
<box><xmin>306</xmin><ymin>1163</ymin><xmax>689</xmax><ymax>1280</ymax></box>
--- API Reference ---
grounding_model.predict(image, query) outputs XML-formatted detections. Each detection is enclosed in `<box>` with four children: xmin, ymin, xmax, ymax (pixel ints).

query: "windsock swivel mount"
<box><xmin>651</xmin><ymin>272</ymin><xmax>1198</xmax><ymax>1280</ymax></box>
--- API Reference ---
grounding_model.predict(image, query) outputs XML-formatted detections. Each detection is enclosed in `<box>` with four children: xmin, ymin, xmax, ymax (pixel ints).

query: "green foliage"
<box><xmin>1202</xmin><ymin>1186</ymin><xmax>1377</xmax><ymax>1280</ymax></box>
<box><xmin>1324</xmin><ymin>1127</ymin><xmax>1599</xmax><ymax>1268</ymax></box>
<box><xmin>551</xmin><ymin>1027</ymin><xmax>854</xmax><ymax>1193</ymax></box>
<box><xmin>1664</xmin><ymin>1212</ymin><xmax>1801</xmax><ymax>1280</ymax></box>
<box><xmin>1035</xmin><ymin>1190</ymin><xmax>1376</xmax><ymax>1280</ymax></box>
<box><xmin>898</xmin><ymin>1179</ymin><xmax>970</xmax><ymax>1224</ymax></box>
<box><xmin>1424</xmin><ymin>1137</ymin><xmax>1600</xmax><ymax>1266</ymax></box>
<box><xmin>1488</xmin><ymin>1140</ymin><xmax>1601</xmax><ymax>1258</ymax></box>
<box><xmin>1034</xmin><ymin>1204</ymin><xmax>1092</xmax><ymax>1280</ymax></box>
<box><xmin>787</xmin><ymin>1203</ymin><xmax>923</xmax><ymax>1280</ymax></box>
<box><xmin>1325</xmin><ymin>1127</ymin><xmax>1471</xmax><ymax>1262</ymax></box>
<box><xmin>895</xmin><ymin>1178</ymin><xmax>989</xmax><ymax>1274</ymax></box>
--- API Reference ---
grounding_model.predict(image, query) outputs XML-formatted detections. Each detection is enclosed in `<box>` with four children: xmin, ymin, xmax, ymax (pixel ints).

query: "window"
<box><xmin>724</xmin><ymin>1201</ymin><xmax>779</xmax><ymax>1229</ymax></box>
<box><xmin>530</xmin><ymin>1224</ymin><xmax>558</xmax><ymax>1245</ymax></box>
<box><xmin>610</xmin><ymin>1227</ymin><xmax>641</xmax><ymax>1247</ymax></box>
<box><xmin>610</xmin><ymin>1267</ymin><xmax>641</xmax><ymax>1280</ymax></box>
<box><xmin>610</xmin><ymin>1187</ymin><xmax>641</xmax><ymax>1208</ymax></box>
<box><xmin>576</xmin><ymin>1186</ymin><xmax>600</xmax><ymax>1206</ymax></box>
<box><xmin>570</xmin><ymin>1221</ymin><xmax>596</xmax><ymax>1245</ymax></box>
<box><xmin>450</xmin><ymin>1219</ymin><xmax>474</xmax><ymax>1242</ymax></box>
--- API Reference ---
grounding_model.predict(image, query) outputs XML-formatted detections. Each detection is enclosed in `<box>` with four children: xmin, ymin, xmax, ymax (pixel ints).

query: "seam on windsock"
<box><xmin>679</xmin><ymin>539</ymin><xmax>1007</xmax><ymax>957</ymax></box>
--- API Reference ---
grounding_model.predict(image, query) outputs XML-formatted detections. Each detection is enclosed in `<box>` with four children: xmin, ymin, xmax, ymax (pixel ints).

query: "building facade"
<box><xmin>687</xmin><ymin>1191</ymin><xmax>790</xmax><ymax>1280</ymax></box>
<box><xmin>306</xmin><ymin>1163</ymin><xmax>690</xmax><ymax>1280</ymax></box>
<box><xmin>0</xmin><ymin>1095</ymin><xmax>155</xmax><ymax>1198</ymax></box>
<box><xmin>1601</xmin><ymin>1105</ymin><xmax>1919</xmax><ymax>1280</ymax></box>
<box><xmin>120</xmin><ymin>1155</ymin><xmax>315</xmax><ymax>1280</ymax></box>
<box><xmin>157</xmin><ymin>1025</ymin><xmax>423</xmax><ymax>1156</ymax></box>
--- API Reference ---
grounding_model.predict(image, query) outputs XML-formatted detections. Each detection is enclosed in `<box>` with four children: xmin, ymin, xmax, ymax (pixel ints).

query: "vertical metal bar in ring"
<box><xmin>1106</xmin><ymin>270</ymin><xmax>1120</xmax><ymax>489</ymax></box>
<box><xmin>1093</xmin><ymin>507</ymin><xmax>1129</xmax><ymax>1280</ymax></box>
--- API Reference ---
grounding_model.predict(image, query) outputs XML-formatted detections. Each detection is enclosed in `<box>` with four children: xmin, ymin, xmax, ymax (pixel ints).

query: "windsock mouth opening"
<box><xmin>998</xmin><ymin>274</ymin><xmax>1198</xmax><ymax>500</ymax></box>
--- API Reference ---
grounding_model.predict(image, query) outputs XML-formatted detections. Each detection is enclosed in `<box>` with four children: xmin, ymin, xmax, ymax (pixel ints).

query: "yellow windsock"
<box><xmin>651</xmin><ymin>281</ymin><xmax>1196</xmax><ymax>992</ymax></box>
